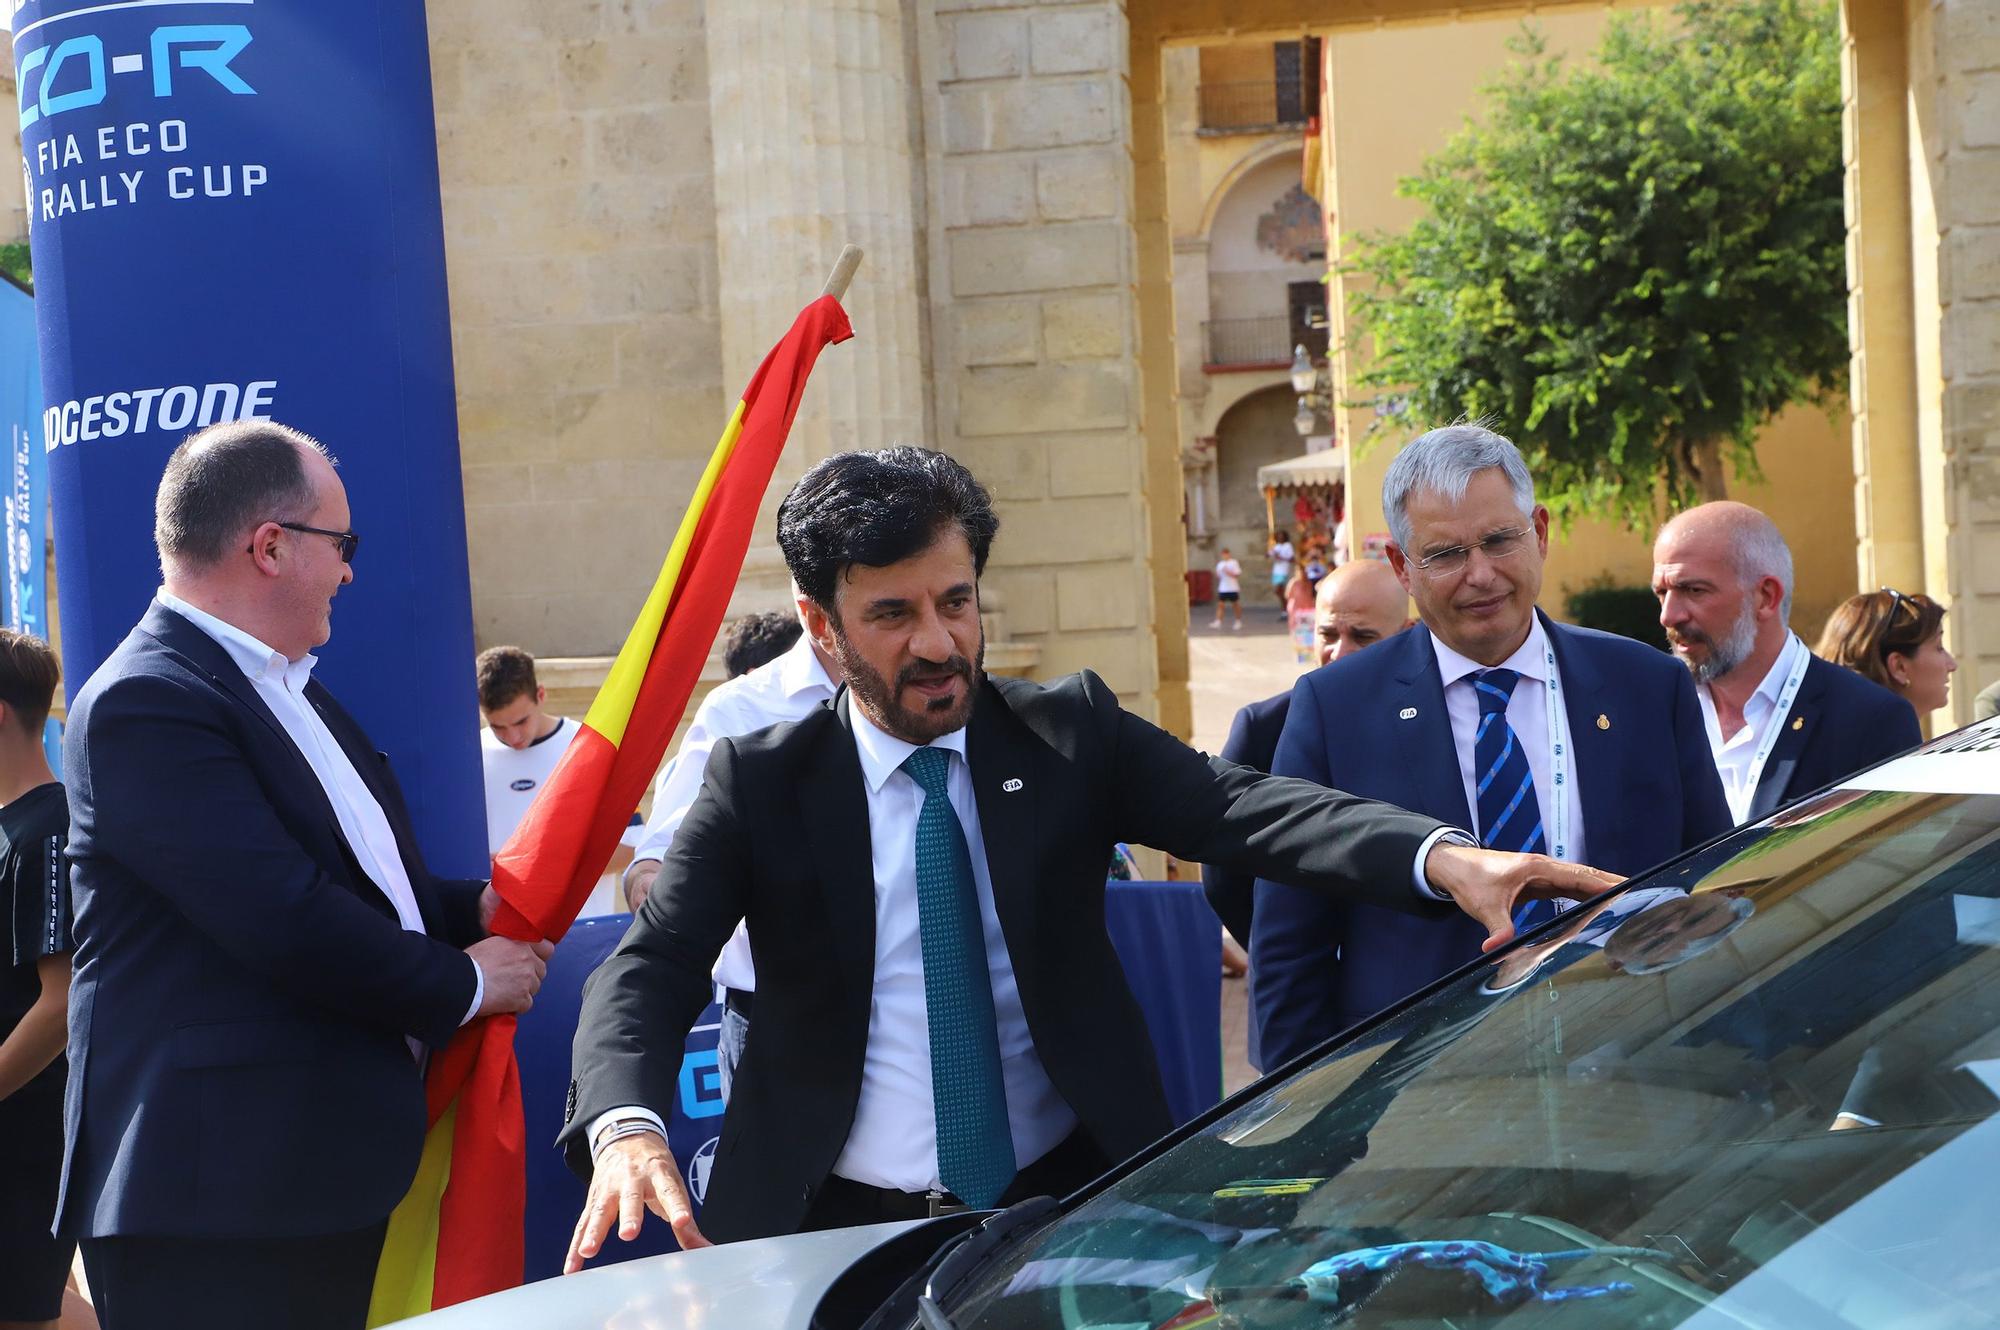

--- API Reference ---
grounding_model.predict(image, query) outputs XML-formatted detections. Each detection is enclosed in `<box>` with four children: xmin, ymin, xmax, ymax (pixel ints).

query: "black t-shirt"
<box><xmin>1</xmin><ymin>782</ymin><xmax>71</xmax><ymax>1099</ymax></box>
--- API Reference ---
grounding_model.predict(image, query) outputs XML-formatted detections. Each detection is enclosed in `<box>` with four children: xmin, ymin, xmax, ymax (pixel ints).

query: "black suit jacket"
<box><xmin>59</xmin><ymin>602</ymin><xmax>485</xmax><ymax>1239</ymax></box>
<box><xmin>1747</xmin><ymin>654</ymin><xmax>1922</xmax><ymax>821</ymax></box>
<box><xmin>1200</xmin><ymin>690</ymin><xmax>1290</xmax><ymax>949</ymax></box>
<box><xmin>563</xmin><ymin>670</ymin><xmax>1450</xmax><ymax>1242</ymax></box>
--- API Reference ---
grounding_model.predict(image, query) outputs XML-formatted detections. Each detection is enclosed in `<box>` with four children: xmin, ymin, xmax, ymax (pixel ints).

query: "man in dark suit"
<box><xmin>1252</xmin><ymin>425</ymin><xmax>1732</xmax><ymax>1070</ymax></box>
<box><xmin>1203</xmin><ymin>559</ymin><xmax>1412</xmax><ymax>949</ymax></box>
<box><xmin>563</xmin><ymin>446</ymin><xmax>1615</xmax><ymax>1264</ymax></box>
<box><xmin>1653</xmin><ymin>501</ymin><xmax>1922</xmax><ymax>823</ymax></box>
<box><xmin>61</xmin><ymin>422</ymin><xmax>551</xmax><ymax>1330</ymax></box>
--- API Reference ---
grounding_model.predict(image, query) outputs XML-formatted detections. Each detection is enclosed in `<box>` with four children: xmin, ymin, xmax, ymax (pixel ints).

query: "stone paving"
<box><xmin>1184</xmin><ymin>605</ymin><xmax>1315</xmax><ymax>1094</ymax></box>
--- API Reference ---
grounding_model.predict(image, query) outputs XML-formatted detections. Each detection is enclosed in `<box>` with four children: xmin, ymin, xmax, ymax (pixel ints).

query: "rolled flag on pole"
<box><xmin>368</xmin><ymin>285</ymin><xmax>855</xmax><ymax>1322</ymax></box>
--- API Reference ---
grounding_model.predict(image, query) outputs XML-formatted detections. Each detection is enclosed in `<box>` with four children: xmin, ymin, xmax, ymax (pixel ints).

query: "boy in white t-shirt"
<box><xmin>1212</xmin><ymin>548</ymin><xmax>1244</xmax><ymax>629</ymax></box>
<box><xmin>477</xmin><ymin>646</ymin><xmax>639</xmax><ymax>915</ymax></box>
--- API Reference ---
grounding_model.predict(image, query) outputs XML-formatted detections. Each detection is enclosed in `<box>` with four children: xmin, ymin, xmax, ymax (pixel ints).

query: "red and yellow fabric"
<box><xmin>368</xmin><ymin>295</ymin><xmax>853</xmax><ymax>1323</ymax></box>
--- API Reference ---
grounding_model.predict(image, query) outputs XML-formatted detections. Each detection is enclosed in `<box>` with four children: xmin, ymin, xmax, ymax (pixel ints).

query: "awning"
<box><xmin>1257</xmin><ymin>450</ymin><xmax>1345</xmax><ymax>493</ymax></box>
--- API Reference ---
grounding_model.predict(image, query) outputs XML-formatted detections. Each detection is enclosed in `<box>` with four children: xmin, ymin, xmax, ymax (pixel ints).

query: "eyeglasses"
<box><xmin>1411</xmin><ymin>527</ymin><xmax>1531</xmax><ymax>579</ymax></box>
<box><xmin>1880</xmin><ymin>586</ymin><xmax>1916</xmax><ymax>623</ymax></box>
<box><xmin>278</xmin><ymin>522</ymin><xmax>360</xmax><ymax>563</ymax></box>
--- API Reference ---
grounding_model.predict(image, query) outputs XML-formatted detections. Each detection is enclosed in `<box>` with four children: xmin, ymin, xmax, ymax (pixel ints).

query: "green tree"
<box><xmin>1346</xmin><ymin>0</ymin><xmax>1845</xmax><ymax>528</ymax></box>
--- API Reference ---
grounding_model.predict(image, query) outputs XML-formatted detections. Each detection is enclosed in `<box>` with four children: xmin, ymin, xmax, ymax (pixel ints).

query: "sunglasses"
<box><xmin>1880</xmin><ymin>586</ymin><xmax>1916</xmax><ymax>624</ymax></box>
<box><xmin>273</xmin><ymin>522</ymin><xmax>360</xmax><ymax>563</ymax></box>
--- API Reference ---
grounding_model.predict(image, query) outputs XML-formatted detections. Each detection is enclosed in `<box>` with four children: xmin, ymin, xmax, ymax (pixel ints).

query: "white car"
<box><xmin>404</xmin><ymin>718</ymin><xmax>2000</xmax><ymax>1328</ymax></box>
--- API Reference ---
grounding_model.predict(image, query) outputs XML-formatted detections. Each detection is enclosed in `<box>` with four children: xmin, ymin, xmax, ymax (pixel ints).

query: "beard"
<box><xmin>1669</xmin><ymin>598</ymin><xmax>1759</xmax><ymax>684</ymax></box>
<box><xmin>829</xmin><ymin>621</ymin><xmax>985</xmax><ymax>745</ymax></box>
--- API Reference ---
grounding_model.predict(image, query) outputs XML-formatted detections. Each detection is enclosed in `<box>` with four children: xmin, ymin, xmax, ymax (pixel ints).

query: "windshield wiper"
<box><xmin>919</xmin><ymin>1195</ymin><xmax>1062</xmax><ymax>1321</ymax></box>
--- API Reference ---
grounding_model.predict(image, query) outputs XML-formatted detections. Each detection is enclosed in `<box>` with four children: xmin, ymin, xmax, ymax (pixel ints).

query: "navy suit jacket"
<box><xmin>1251</xmin><ymin>613</ymin><xmax>1731</xmax><ymax>1069</ymax></box>
<box><xmin>59</xmin><ymin>602</ymin><xmax>485</xmax><ymax>1239</ymax></box>
<box><xmin>1200</xmin><ymin>690</ymin><xmax>1290</xmax><ymax>948</ymax></box>
<box><xmin>1746</xmin><ymin>654</ymin><xmax>1921</xmax><ymax>821</ymax></box>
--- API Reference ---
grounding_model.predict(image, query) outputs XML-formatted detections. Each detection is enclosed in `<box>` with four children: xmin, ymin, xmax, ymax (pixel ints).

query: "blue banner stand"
<box><xmin>14</xmin><ymin>1</ymin><xmax>484</xmax><ymax>873</ymax></box>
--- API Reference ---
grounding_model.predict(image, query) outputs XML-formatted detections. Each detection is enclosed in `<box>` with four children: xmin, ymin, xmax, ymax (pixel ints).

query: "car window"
<box><xmin>945</xmin><ymin>789</ymin><xmax>2000</xmax><ymax>1329</ymax></box>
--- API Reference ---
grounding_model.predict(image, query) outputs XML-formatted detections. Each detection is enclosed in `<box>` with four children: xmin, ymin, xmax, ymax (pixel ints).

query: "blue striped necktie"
<box><xmin>1471</xmin><ymin>669</ymin><xmax>1552</xmax><ymax>929</ymax></box>
<box><xmin>901</xmin><ymin>746</ymin><xmax>1016</xmax><ymax>1209</ymax></box>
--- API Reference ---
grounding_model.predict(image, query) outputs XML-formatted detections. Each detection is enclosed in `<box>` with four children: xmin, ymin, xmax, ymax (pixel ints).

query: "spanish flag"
<box><xmin>368</xmin><ymin>294</ymin><xmax>853</xmax><ymax>1322</ymax></box>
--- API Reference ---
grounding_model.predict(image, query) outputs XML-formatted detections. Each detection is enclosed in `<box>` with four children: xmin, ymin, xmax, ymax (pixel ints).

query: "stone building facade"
<box><xmin>429</xmin><ymin>0</ymin><xmax>1171</xmax><ymax>727</ymax></box>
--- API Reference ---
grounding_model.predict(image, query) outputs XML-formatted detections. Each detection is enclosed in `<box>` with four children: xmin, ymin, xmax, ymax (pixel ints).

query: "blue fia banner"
<box><xmin>0</xmin><ymin>272</ymin><xmax>60</xmax><ymax>773</ymax></box>
<box><xmin>0</xmin><ymin>275</ymin><xmax>46</xmax><ymax>643</ymax></box>
<box><xmin>14</xmin><ymin>2</ymin><xmax>485</xmax><ymax>874</ymax></box>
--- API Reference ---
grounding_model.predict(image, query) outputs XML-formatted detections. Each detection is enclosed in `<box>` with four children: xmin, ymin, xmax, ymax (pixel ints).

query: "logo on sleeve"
<box><xmin>510</xmin><ymin>778</ymin><xmax>536</xmax><ymax>792</ymax></box>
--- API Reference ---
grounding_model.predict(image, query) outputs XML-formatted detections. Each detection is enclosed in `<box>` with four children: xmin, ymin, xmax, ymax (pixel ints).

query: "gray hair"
<box><xmin>154</xmin><ymin>420</ymin><xmax>331</xmax><ymax>572</ymax></box>
<box><xmin>1382</xmin><ymin>423</ymin><xmax>1536</xmax><ymax>551</ymax></box>
<box><xmin>1728</xmin><ymin>511</ymin><xmax>1795</xmax><ymax>623</ymax></box>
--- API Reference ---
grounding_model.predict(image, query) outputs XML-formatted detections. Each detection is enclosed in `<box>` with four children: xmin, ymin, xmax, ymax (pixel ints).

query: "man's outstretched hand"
<box><xmin>566</xmin><ymin>1131</ymin><xmax>710</xmax><ymax>1273</ymax></box>
<box><xmin>1424</xmin><ymin>842</ymin><xmax>1623</xmax><ymax>952</ymax></box>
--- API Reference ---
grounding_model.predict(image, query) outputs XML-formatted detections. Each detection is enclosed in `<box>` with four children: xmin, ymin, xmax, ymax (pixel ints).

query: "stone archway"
<box><xmin>1212</xmin><ymin>384</ymin><xmax>1302</xmax><ymax>604</ymax></box>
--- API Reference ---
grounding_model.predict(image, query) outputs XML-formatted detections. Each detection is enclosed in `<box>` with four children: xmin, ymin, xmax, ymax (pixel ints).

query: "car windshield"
<box><xmin>944</xmin><ymin>785</ymin><xmax>2000</xmax><ymax>1329</ymax></box>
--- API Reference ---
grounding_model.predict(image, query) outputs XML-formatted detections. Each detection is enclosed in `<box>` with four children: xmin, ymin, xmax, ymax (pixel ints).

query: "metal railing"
<box><xmin>1197</xmin><ymin>77</ymin><xmax>1308</xmax><ymax>132</ymax></box>
<box><xmin>1203</xmin><ymin>316</ymin><xmax>1293</xmax><ymax>367</ymax></box>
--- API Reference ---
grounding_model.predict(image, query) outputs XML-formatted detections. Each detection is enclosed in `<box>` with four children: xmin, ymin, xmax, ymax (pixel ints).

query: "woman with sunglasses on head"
<box><xmin>1815</xmin><ymin>588</ymin><xmax>1958</xmax><ymax>716</ymax></box>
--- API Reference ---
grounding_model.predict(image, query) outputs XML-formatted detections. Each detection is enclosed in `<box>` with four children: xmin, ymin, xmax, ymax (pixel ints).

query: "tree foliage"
<box><xmin>1345</xmin><ymin>0</ymin><xmax>1845</xmax><ymax>528</ymax></box>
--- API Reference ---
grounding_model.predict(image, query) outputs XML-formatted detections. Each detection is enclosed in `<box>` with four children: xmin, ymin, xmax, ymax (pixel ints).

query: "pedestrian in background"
<box><xmin>1211</xmin><ymin>548</ymin><xmax>1243</xmax><ymax>630</ymax></box>
<box><xmin>620</xmin><ymin>603</ymin><xmax>838</xmax><ymax>1100</ymax></box>
<box><xmin>1267</xmin><ymin>530</ymin><xmax>1295</xmax><ymax>613</ymax></box>
<box><xmin>1816</xmin><ymin>589</ymin><xmax>1957</xmax><ymax>720</ymax></box>
<box><xmin>0</xmin><ymin>631</ymin><xmax>75</xmax><ymax>1330</ymax></box>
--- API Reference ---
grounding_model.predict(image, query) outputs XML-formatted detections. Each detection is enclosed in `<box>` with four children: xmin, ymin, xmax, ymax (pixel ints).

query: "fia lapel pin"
<box><xmin>1002</xmin><ymin>778</ymin><xmax>1024</xmax><ymax>792</ymax></box>
<box><xmin>1399</xmin><ymin>707</ymin><xmax>1418</xmax><ymax>720</ymax></box>
<box><xmin>1792</xmin><ymin>716</ymin><xmax>1804</xmax><ymax>730</ymax></box>
<box><xmin>1596</xmin><ymin>714</ymin><xmax>1611</xmax><ymax>731</ymax></box>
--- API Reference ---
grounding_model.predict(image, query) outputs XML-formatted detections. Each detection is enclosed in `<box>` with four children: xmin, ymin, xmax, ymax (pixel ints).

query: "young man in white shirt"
<box><xmin>621</xmin><ymin>613</ymin><xmax>837</xmax><ymax>1100</ymax></box>
<box><xmin>1211</xmin><ymin>548</ymin><xmax>1243</xmax><ymax>630</ymax></box>
<box><xmin>478</xmin><ymin>646</ymin><xmax>636</xmax><ymax>913</ymax></box>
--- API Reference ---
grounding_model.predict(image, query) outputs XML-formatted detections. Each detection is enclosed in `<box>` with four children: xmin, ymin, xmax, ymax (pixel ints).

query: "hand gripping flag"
<box><xmin>368</xmin><ymin>295</ymin><xmax>853</xmax><ymax>1322</ymax></box>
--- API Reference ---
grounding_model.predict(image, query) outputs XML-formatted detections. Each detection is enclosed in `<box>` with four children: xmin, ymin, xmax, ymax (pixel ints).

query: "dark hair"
<box><xmin>476</xmin><ymin>645</ymin><xmax>540</xmax><ymax>712</ymax></box>
<box><xmin>154</xmin><ymin>420</ymin><xmax>330</xmax><ymax>570</ymax></box>
<box><xmin>722</xmin><ymin>611</ymin><xmax>803</xmax><ymax>678</ymax></box>
<box><xmin>0</xmin><ymin>629</ymin><xmax>60</xmax><ymax>734</ymax></box>
<box><xmin>776</xmin><ymin>446</ymin><xmax>999</xmax><ymax>611</ymax></box>
<box><xmin>1815</xmin><ymin>589</ymin><xmax>1946</xmax><ymax>691</ymax></box>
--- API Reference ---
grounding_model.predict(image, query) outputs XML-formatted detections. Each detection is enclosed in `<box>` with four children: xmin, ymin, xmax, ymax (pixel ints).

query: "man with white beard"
<box><xmin>1652</xmin><ymin>502</ymin><xmax>1920</xmax><ymax>824</ymax></box>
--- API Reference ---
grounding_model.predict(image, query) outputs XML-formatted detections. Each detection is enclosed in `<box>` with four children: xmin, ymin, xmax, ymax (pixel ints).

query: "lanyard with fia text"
<box><xmin>1740</xmin><ymin>636</ymin><xmax>1813</xmax><ymax>816</ymax></box>
<box><xmin>1540</xmin><ymin>638</ymin><xmax>1575</xmax><ymax>909</ymax></box>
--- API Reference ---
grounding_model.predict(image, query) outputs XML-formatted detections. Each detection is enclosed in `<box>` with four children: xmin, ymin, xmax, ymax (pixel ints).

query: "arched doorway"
<box><xmin>1213</xmin><ymin>383</ymin><xmax>1302</xmax><ymax>604</ymax></box>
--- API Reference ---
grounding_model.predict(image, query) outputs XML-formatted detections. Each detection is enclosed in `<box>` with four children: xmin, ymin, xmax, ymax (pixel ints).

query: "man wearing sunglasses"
<box><xmin>1252</xmin><ymin>424</ymin><xmax>1732</xmax><ymax>1070</ymax></box>
<box><xmin>56</xmin><ymin>420</ymin><xmax>554</xmax><ymax>1330</ymax></box>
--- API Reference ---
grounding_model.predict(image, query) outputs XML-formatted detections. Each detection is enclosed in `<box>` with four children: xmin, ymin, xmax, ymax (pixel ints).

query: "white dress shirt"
<box><xmin>157</xmin><ymin>592</ymin><xmax>481</xmax><ymax>1027</ymax></box>
<box><xmin>1697</xmin><ymin>630</ymin><xmax>1807</xmax><ymax>825</ymax></box>
<box><xmin>628</xmin><ymin>633</ymin><xmax>836</xmax><ymax>992</ymax></box>
<box><xmin>1430</xmin><ymin>616</ymin><xmax>1588</xmax><ymax>868</ymax></box>
<box><xmin>594</xmin><ymin>703</ymin><xmax>1078</xmax><ymax>1193</ymax></box>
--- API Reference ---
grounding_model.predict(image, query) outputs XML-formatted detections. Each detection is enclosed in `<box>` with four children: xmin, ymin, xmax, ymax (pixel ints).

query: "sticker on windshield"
<box><xmin>1842</xmin><ymin>717</ymin><xmax>2000</xmax><ymax>796</ymax></box>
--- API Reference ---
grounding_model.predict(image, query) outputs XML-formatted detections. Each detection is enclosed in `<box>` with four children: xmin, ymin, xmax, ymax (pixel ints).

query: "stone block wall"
<box><xmin>428</xmin><ymin>0</ymin><xmax>728</xmax><ymax>657</ymax></box>
<box><xmin>1921</xmin><ymin>0</ymin><xmax>2000</xmax><ymax>718</ymax></box>
<box><xmin>921</xmin><ymin>0</ymin><xmax>1167</xmax><ymax>710</ymax></box>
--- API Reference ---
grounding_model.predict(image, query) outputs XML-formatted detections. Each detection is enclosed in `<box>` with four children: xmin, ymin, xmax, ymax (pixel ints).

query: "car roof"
<box><xmin>1839</xmin><ymin>715</ymin><xmax>2000</xmax><ymax>797</ymax></box>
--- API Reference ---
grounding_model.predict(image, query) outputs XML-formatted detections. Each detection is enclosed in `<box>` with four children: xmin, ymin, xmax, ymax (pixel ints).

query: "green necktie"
<box><xmin>900</xmin><ymin>746</ymin><xmax>1016</xmax><ymax>1208</ymax></box>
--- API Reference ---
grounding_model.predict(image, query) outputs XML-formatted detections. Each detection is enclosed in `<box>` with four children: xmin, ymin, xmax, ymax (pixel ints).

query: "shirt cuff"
<box><xmin>1413</xmin><ymin>827</ymin><xmax>1477</xmax><ymax>901</ymax></box>
<box><xmin>460</xmin><ymin>958</ymin><xmax>485</xmax><ymax>1026</ymax></box>
<box><xmin>587</xmin><ymin>1106</ymin><xmax>670</xmax><ymax>1155</ymax></box>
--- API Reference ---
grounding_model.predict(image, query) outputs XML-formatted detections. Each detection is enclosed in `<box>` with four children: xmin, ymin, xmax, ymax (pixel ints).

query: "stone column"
<box><xmin>705</xmin><ymin>0</ymin><xmax>932</xmax><ymax>611</ymax></box>
<box><xmin>1911</xmin><ymin>0</ymin><xmax>2000</xmax><ymax>727</ymax></box>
